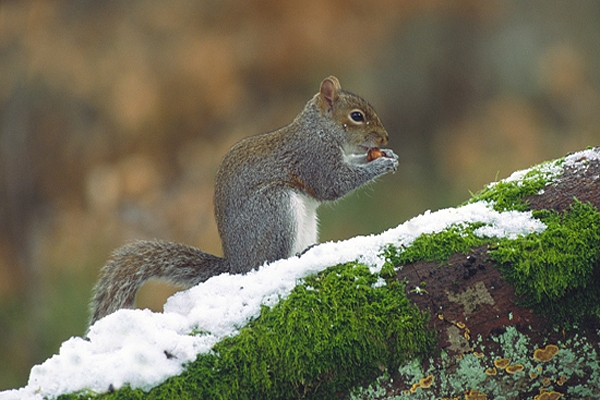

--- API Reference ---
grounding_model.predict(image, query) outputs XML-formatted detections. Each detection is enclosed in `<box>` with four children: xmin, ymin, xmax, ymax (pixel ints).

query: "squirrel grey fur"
<box><xmin>90</xmin><ymin>76</ymin><xmax>398</xmax><ymax>325</ymax></box>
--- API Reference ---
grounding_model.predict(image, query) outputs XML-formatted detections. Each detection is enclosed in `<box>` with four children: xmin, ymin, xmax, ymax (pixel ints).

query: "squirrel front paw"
<box><xmin>380</xmin><ymin>148</ymin><xmax>398</xmax><ymax>161</ymax></box>
<box><xmin>369</xmin><ymin>149</ymin><xmax>398</xmax><ymax>173</ymax></box>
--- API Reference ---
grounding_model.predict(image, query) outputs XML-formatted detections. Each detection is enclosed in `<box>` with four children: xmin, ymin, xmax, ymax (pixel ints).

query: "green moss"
<box><xmin>466</xmin><ymin>159</ymin><xmax>562</xmax><ymax>212</ymax></box>
<box><xmin>490</xmin><ymin>200</ymin><xmax>600</xmax><ymax>325</ymax></box>
<box><xmin>382</xmin><ymin>223</ymin><xmax>488</xmax><ymax>273</ymax></box>
<box><xmin>62</xmin><ymin>263</ymin><xmax>435</xmax><ymax>399</ymax></box>
<box><xmin>381</xmin><ymin>159</ymin><xmax>563</xmax><ymax>272</ymax></box>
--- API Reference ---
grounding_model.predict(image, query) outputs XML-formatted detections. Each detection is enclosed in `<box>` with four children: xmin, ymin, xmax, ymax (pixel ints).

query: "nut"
<box><xmin>367</xmin><ymin>147</ymin><xmax>383</xmax><ymax>161</ymax></box>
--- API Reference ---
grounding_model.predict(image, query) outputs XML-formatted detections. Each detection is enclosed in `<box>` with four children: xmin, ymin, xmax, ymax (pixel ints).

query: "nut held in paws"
<box><xmin>367</xmin><ymin>147</ymin><xmax>383</xmax><ymax>162</ymax></box>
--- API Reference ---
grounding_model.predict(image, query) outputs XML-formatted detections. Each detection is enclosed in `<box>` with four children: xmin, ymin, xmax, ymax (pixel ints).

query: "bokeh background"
<box><xmin>2</xmin><ymin>0</ymin><xmax>600</xmax><ymax>390</ymax></box>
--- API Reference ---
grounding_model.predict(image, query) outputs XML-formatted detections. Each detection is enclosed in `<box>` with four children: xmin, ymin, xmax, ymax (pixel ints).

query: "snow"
<box><xmin>472</xmin><ymin>209</ymin><xmax>546</xmax><ymax>239</ymax></box>
<box><xmin>492</xmin><ymin>157</ymin><xmax>562</xmax><ymax>186</ymax></box>
<box><xmin>6</xmin><ymin>148</ymin><xmax>598</xmax><ymax>400</ymax></box>
<box><xmin>564</xmin><ymin>147</ymin><xmax>600</xmax><ymax>166</ymax></box>
<box><xmin>499</xmin><ymin>147</ymin><xmax>600</xmax><ymax>186</ymax></box>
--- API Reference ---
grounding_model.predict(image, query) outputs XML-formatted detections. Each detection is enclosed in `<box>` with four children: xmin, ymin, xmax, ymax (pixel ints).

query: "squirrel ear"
<box><xmin>319</xmin><ymin>76</ymin><xmax>341</xmax><ymax>110</ymax></box>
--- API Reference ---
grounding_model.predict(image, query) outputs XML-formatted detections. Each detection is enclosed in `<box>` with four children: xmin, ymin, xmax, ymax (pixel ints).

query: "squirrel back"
<box><xmin>89</xmin><ymin>76</ymin><xmax>398</xmax><ymax>325</ymax></box>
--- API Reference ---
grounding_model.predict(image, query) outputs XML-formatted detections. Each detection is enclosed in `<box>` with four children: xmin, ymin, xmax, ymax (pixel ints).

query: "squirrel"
<box><xmin>89</xmin><ymin>76</ymin><xmax>399</xmax><ymax>325</ymax></box>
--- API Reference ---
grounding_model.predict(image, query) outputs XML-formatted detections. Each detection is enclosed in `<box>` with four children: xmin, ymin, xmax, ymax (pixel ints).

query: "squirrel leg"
<box><xmin>223</xmin><ymin>188</ymin><xmax>301</xmax><ymax>273</ymax></box>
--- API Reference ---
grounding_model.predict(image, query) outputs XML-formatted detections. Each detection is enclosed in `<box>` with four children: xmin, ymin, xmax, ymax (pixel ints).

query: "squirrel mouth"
<box><xmin>344</xmin><ymin>144</ymin><xmax>375</xmax><ymax>158</ymax></box>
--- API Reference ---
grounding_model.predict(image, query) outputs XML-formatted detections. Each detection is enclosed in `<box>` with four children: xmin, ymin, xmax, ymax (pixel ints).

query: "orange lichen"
<box><xmin>419</xmin><ymin>375</ymin><xmax>434</xmax><ymax>388</ymax></box>
<box><xmin>485</xmin><ymin>367</ymin><xmax>497</xmax><ymax>376</ymax></box>
<box><xmin>408</xmin><ymin>375</ymin><xmax>434</xmax><ymax>394</ymax></box>
<box><xmin>463</xmin><ymin>331</ymin><xmax>471</xmax><ymax>340</ymax></box>
<box><xmin>556</xmin><ymin>375</ymin><xmax>567</xmax><ymax>386</ymax></box>
<box><xmin>493</xmin><ymin>357</ymin><xmax>510</xmax><ymax>369</ymax></box>
<box><xmin>456</xmin><ymin>321</ymin><xmax>466</xmax><ymax>329</ymax></box>
<box><xmin>505</xmin><ymin>364</ymin><xmax>524</xmax><ymax>374</ymax></box>
<box><xmin>473</xmin><ymin>351</ymin><xmax>484</xmax><ymax>358</ymax></box>
<box><xmin>464</xmin><ymin>389</ymin><xmax>487</xmax><ymax>400</ymax></box>
<box><xmin>534</xmin><ymin>389</ymin><xmax>564</xmax><ymax>400</ymax></box>
<box><xmin>541</xmin><ymin>377</ymin><xmax>552</xmax><ymax>387</ymax></box>
<box><xmin>533</xmin><ymin>344</ymin><xmax>559</xmax><ymax>362</ymax></box>
<box><xmin>529</xmin><ymin>372</ymin><xmax>539</xmax><ymax>379</ymax></box>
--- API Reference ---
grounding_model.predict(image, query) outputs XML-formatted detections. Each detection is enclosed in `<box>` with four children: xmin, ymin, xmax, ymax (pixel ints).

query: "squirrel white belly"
<box><xmin>289</xmin><ymin>191</ymin><xmax>319</xmax><ymax>256</ymax></box>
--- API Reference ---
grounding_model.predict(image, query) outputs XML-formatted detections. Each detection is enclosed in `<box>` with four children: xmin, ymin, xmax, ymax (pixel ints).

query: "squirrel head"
<box><xmin>316</xmin><ymin>76</ymin><xmax>389</xmax><ymax>153</ymax></box>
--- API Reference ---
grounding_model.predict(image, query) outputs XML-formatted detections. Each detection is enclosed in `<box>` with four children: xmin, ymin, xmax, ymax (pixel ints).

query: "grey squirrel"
<box><xmin>89</xmin><ymin>76</ymin><xmax>398</xmax><ymax>325</ymax></box>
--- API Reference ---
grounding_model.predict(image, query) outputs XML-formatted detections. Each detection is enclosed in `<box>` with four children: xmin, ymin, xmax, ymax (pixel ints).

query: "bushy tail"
<box><xmin>89</xmin><ymin>240</ymin><xmax>227</xmax><ymax>326</ymax></box>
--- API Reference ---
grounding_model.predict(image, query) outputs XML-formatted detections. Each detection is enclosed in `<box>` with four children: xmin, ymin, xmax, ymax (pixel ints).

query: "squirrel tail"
<box><xmin>89</xmin><ymin>240</ymin><xmax>227</xmax><ymax>326</ymax></box>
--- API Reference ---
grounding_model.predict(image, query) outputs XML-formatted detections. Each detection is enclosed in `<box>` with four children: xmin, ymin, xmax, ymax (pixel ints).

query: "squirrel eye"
<box><xmin>350</xmin><ymin>111</ymin><xmax>365</xmax><ymax>123</ymax></box>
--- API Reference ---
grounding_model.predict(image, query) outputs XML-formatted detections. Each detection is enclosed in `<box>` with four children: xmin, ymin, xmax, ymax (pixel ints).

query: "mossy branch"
<box><xmin>58</xmin><ymin>147</ymin><xmax>600</xmax><ymax>400</ymax></box>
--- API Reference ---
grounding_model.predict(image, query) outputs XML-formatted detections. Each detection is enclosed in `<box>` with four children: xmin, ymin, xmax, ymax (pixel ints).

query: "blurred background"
<box><xmin>1</xmin><ymin>0</ymin><xmax>600</xmax><ymax>390</ymax></box>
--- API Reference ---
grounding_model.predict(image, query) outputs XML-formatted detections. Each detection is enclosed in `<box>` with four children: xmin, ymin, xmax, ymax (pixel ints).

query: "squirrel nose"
<box><xmin>375</xmin><ymin>131</ymin><xmax>389</xmax><ymax>146</ymax></box>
